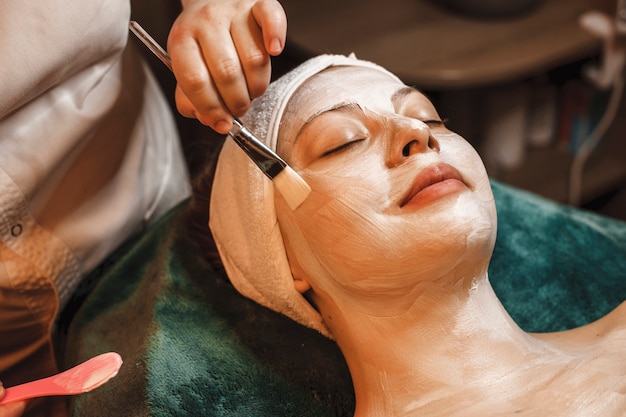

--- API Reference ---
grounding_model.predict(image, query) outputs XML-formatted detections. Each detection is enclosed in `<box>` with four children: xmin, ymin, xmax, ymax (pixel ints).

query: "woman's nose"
<box><xmin>386</xmin><ymin>117</ymin><xmax>440</xmax><ymax>167</ymax></box>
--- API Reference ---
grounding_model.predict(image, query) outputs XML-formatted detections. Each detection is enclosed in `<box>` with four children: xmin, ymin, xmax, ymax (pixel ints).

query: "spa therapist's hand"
<box><xmin>0</xmin><ymin>383</ymin><xmax>25</xmax><ymax>417</ymax></box>
<box><xmin>167</xmin><ymin>0</ymin><xmax>287</xmax><ymax>134</ymax></box>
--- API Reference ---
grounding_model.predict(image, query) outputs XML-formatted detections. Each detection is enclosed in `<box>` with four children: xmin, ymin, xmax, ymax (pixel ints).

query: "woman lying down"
<box><xmin>205</xmin><ymin>54</ymin><xmax>626</xmax><ymax>417</ymax></box>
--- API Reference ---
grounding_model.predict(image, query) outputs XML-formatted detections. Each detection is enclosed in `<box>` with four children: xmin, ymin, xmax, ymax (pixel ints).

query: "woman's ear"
<box><xmin>288</xmin><ymin>255</ymin><xmax>312</xmax><ymax>294</ymax></box>
<box><xmin>294</xmin><ymin>276</ymin><xmax>312</xmax><ymax>294</ymax></box>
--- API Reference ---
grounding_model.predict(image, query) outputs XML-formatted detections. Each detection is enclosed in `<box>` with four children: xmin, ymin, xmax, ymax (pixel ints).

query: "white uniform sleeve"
<box><xmin>0</xmin><ymin>0</ymin><xmax>130</xmax><ymax>117</ymax></box>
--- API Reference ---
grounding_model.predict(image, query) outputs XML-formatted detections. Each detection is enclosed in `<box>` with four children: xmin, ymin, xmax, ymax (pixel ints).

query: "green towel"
<box><xmin>64</xmin><ymin>180</ymin><xmax>626</xmax><ymax>417</ymax></box>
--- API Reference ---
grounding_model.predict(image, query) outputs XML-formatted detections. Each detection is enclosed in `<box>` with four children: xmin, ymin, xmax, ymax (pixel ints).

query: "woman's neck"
<box><xmin>319</xmin><ymin>274</ymin><xmax>555</xmax><ymax>417</ymax></box>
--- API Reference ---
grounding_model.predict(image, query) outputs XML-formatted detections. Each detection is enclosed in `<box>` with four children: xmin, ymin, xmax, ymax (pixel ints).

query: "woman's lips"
<box><xmin>400</xmin><ymin>163</ymin><xmax>468</xmax><ymax>209</ymax></box>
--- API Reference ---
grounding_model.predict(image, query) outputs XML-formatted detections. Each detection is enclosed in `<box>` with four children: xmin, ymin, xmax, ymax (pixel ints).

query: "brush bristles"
<box><xmin>272</xmin><ymin>166</ymin><xmax>311</xmax><ymax>210</ymax></box>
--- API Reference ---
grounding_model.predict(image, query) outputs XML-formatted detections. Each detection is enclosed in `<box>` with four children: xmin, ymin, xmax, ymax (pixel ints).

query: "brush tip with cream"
<box><xmin>272</xmin><ymin>165</ymin><xmax>312</xmax><ymax>210</ymax></box>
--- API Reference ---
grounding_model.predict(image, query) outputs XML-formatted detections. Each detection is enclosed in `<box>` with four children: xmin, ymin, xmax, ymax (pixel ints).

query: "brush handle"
<box><xmin>128</xmin><ymin>21</ymin><xmax>172</xmax><ymax>71</ymax></box>
<box><xmin>229</xmin><ymin>118</ymin><xmax>286</xmax><ymax>179</ymax></box>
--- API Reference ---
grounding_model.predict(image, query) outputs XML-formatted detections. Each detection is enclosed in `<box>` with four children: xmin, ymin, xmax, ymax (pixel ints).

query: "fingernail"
<box><xmin>269</xmin><ymin>38</ymin><xmax>283</xmax><ymax>55</ymax></box>
<box><xmin>215</xmin><ymin>119</ymin><xmax>232</xmax><ymax>134</ymax></box>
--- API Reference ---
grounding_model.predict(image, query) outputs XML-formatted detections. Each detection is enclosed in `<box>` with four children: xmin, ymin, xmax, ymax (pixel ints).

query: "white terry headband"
<box><xmin>209</xmin><ymin>54</ymin><xmax>402</xmax><ymax>337</ymax></box>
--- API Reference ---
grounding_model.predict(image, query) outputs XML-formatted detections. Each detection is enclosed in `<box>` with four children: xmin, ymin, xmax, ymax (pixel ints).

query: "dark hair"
<box><xmin>186</xmin><ymin>135</ymin><xmax>227</xmax><ymax>277</ymax></box>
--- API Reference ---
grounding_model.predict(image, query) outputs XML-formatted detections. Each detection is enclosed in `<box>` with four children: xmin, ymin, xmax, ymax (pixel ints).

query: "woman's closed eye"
<box><xmin>321</xmin><ymin>138</ymin><xmax>367</xmax><ymax>158</ymax></box>
<box><xmin>418</xmin><ymin>118</ymin><xmax>448</xmax><ymax>133</ymax></box>
<box><xmin>423</xmin><ymin>119</ymin><xmax>444</xmax><ymax>126</ymax></box>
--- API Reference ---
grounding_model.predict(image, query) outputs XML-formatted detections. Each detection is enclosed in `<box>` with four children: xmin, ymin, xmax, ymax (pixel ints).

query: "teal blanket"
<box><xmin>64</xmin><ymin>181</ymin><xmax>626</xmax><ymax>416</ymax></box>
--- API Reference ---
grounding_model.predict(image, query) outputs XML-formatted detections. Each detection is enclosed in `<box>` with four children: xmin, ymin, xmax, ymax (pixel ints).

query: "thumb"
<box><xmin>0</xmin><ymin>401</ymin><xmax>27</xmax><ymax>417</ymax></box>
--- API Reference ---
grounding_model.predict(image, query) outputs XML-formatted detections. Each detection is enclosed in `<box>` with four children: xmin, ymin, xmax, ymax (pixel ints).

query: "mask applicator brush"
<box><xmin>129</xmin><ymin>21</ymin><xmax>311</xmax><ymax>210</ymax></box>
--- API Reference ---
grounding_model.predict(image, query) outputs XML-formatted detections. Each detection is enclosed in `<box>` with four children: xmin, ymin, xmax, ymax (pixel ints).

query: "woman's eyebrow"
<box><xmin>294</xmin><ymin>102</ymin><xmax>362</xmax><ymax>143</ymax></box>
<box><xmin>391</xmin><ymin>86</ymin><xmax>422</xmax><ymax>102</ymax></box>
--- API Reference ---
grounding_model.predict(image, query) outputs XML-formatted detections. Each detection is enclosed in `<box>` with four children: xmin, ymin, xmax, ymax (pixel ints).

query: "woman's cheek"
<box><xmin>279</xmin><ymin>164</ymin><xmax>392</xmax><ymax>278</ymax></box>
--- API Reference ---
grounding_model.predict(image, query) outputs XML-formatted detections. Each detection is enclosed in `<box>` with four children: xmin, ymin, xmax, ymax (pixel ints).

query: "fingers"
<box><xmin>0</xmin><ymin>383</ymin><xmax>26</xmax><ymax>417</ymax></box>
<box><xmin>252</xmin><ymin>0</ymin><xmax>287</xmax><ymax>56</ymax></box>
<box><xmin>169</xmin><ymin>13</ymin><xmax>237</xmax><ymax>133</ymax></box>
<box><xmin>197</xmin><ymin>18</ymin><xmax>258</xmax><ymax>114</ymax></box>
<box><xmin>0</xmin><ymin>402</ymin><xmax>26</xmax><ymax>417</ymax></box>
<box><xmin>170</xmin><ymin>29</ymin><xmax>237</xmax><ymax>133</ymax></box>
<box><xmin>167</xmin><ymin>0</ymin><xmax>287</xmax><ymax>134</ymax></box>
<box><xmin>230</xmin><ymin>9</ymin><xmax>272</xmax><ymax>99</ymax></box>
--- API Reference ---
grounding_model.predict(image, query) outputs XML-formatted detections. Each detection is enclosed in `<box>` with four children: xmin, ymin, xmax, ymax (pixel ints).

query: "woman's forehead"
<box><xmin>282</xmin><ymin>67</ymin><xmax>410</xmax><ymax>130</ymax></box>
<box><xmin>301</xmin><ymin>66</ymin><xmax>405</xmax><ymax>104</ymax></box>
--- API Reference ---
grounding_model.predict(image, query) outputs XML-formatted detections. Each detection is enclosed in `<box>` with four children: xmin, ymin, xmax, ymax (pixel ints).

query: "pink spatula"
<box><xmin>0</xmin><ymin>352</ymin><xmax>122</xmax><ymax>405</ymax></box>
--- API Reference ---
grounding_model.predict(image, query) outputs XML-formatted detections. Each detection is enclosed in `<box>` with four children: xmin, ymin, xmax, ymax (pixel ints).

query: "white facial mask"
<box><xmin>277</xmin><ymin>131</ymin><xmax>497</xmax><ymax>301</ymax></box>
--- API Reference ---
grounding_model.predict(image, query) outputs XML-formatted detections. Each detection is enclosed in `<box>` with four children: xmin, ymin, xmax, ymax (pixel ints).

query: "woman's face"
<box><xmin>275</xmin><ymin>66</ymin><xmax>497</xmax><ymax>299</ymax></box>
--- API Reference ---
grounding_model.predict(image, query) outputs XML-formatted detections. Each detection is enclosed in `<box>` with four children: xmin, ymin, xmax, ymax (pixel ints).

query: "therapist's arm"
<box><xmin>167</xmin><ymin>0</ymin><xmax>287</xmax><ymax>134</ymax></box>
